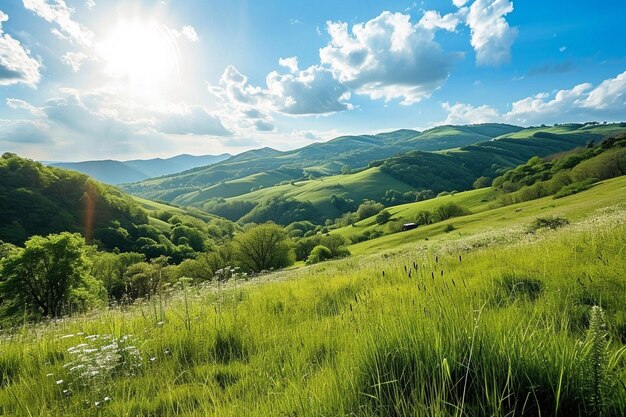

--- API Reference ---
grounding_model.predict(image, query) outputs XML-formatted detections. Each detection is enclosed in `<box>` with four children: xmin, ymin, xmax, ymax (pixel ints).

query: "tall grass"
<box><xmin>0</xmin><ymin>213</ymin><xmax>625</xmax><ymax>416</ymax></box>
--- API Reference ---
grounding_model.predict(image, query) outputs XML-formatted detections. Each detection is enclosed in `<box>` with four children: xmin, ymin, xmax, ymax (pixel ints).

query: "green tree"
<box><xmin>356</xmin><ymin>200</ymin><xmax>384</xmax><ymax>220</ymax></box>
<box><xmin>0</xmin><ymin>232</ymin><xmax>98</xmax><ymax>318</ymax></box>
<box><xmin>306</xmin><ymin>245</ymin><xmax>332</xmax><ymax>265</ymax></box>
<box><xmin>473</xmin><ymin>176</ymin><xmax>492</xmax><ymax>189</ymax></box>
<box><xmin>233</xmin><ymin>223</ymin><xmax>294</xmax><ymax>273</ymax></box>
<box><xmin>376</xmin><ymin>210</ymin><xmax>392</xmax><ymax>224</ymax></box>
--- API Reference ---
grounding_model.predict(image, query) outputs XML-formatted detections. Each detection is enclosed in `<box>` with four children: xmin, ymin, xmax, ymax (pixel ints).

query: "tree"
<box><xmin>473</xmin><ymin>176</ymin><xmax>492</xmax><ymax>189</ymax></box>
<box><xmin>376</xmin><ymin>210</ymin><xmax>392</xmax><ymax>224</ymax></box>
<box><xmin>0</xmin><ymin>232</ymin><xmax>99</xmax><ymax>318</ymax></box>
<box><xmin>233</xmin><ymin>223</ymin><xmax>294</xmax><ymax>273</ymax></box>
<box><xmin>356</xmin><ymin>200</ymin><xmax>384</xmax><ymax>220</ymax></box>
<box><xmin>306</xmin><ymin>245</ymin><xmax>332</xmax><ymax>264</ymax></box>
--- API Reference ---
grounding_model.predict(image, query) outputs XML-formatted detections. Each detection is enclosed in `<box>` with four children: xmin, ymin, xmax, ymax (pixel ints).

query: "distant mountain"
<box><xmin>122</xmin><ymin>123</ymin><xmax>523</xmax><ymax>201</ymax></box>
<box><xmin>50</xmin><ymin>153</ymin><xmax>231</xmax><ymax>185</ymax></box>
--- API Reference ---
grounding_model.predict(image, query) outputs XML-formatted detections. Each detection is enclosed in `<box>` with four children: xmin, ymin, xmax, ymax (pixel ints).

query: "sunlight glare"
<box><xmin>100</xmin><ymin>20</ymin><xmax>179</xmax><ymax>95</ymax></box>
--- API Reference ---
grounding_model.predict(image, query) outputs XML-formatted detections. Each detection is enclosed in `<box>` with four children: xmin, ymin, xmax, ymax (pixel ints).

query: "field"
<box><xmin>1</xmin><ymin>178</ymin><xmax>625</xmax><ymax>416</ymax></box>
<box><xmin>334</xmin><ymin>175</ymin><xmax>626</xmax><ymax>253</ymax></box>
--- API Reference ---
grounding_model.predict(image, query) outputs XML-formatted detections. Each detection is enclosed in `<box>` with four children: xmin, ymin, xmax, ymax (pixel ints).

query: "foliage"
<box><xmin>376</xmin><ymin>210</ymin><xmax>391</xmax><ymax>224</ymax></box>
<box><xmin>306</xmin><ymin>245</ymin><xmax>333</xmax><ymax>265</ymax></box>
<box><xmin>432</xmin><ymin>202</ymin><xmax>471</xmax><ymax>222</ymax></box>
<box><xmin>203</xmin><ymin>199</ymin><xmax>257</xmax><ymax>221</ymax></box>
<box><xmin>233</xmin><ymin>223</ymin><xmax>294</xmax><ymax>273</ymax></box>
<box><xmin>239</xmin><ymin>197</ymin><xmax>319</xmax><ymax>226</ymax></box>
<box><xmin>356</xmin><ymin>200</ymin><xmax>384</xmax><ymax>220</ymax></box>
<box><xmin>0</xmin><ymin>232</ymin><xmax>102</xmax><ymax>319</ymax></box>
<box><xmin>528</xmin><ymin>215</ymin><xmax>570</xmax><ymax>232</ymax></box>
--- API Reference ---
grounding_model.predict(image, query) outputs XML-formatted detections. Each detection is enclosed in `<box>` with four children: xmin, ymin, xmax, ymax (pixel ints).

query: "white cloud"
<box><xmin>581</xmin><ymin>71</ymin><xmax>626</xmax><ymax>111</ymax></box>
<box><xmin>177</xmin><ymin>25</ymin><xmax>198</xmax><ymax>42</ymax></box>
<box><xmin>210</xmin><ymin>64</ymin><xmax>350</xmax><ymax>117</ymax></box>
<box><xmin>453</xmin><ymin>0</ymin><xmax>469</xmax><ymax>6</ymax></box>
<box><xmin>319</xmin><ymin>11</ymin><xmax>460</xmax><ymax>104</ymax></box>
<box><xmin>506</xmin><ymin>83</ymin><xmax>593</xmax><ymax>123</ymax></box>
<box><xmin>441</xmin><ymin>72</ymin><xmax>626</xmax><ymax>125</ymax></box>
<box><xmin>85</xmin><ymin>0</ymin><xmax>95</xmax><ymax>10</ymax></box>
<box><xmin>0</xmin><ymin>10</ymin><xmax>42</xmax><ymax>87</ymax></box>
<box><xmin>464</xmin><ymin>0</ymin><xmax>517</xmax><ymax>66</ymax></box>
<box><xmin>61</xmin><ymin>51</ymin><xmax>87</xmax><ymax>72</ymax></box>
<box><xmin>22</xmin><ymin>0</ymin><xmax>94</xmax><ymax>46</ymax></box>
<box><xmin>266</xmin><ymin>65</ymin><xmax>351</xmax><ymax>115</ymax></box>
<box><xmin>6</xmin><ymin>98</ymin><xmax>45</xmax><ymax>116</ymax></box>
<box><xmin>442</xmin><ymin>102</ymin><xmax>500</xmax><ymax>124</ymax></box>
<box><xmin>419</xmin><ymin>10</ymin><xmax>461</xmax><ymax>32</ymax></box>
<box><xmin>278</xmin><ymin>56</ymin><xmax>299</xmax><ymax>73</ymax></box>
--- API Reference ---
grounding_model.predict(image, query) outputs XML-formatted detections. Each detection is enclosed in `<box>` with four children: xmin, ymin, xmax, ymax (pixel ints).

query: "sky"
<box><xmin>0</xmin><ymin>0</ymin><xmax>624</xmax><ymax>161</ymax></box>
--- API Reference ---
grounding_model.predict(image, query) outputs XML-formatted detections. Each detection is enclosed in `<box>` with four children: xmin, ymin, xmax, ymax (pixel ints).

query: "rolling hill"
<box><xmin>163</xmin><ymin>123</ymin><xmax>626</xmax><ymax>224</ymax></box>
<box><xmin>122</xmin><ymin>123</ymin><xmax>523</xmax><ymax>201</ymax></box>
<box><xmin>50</xmin><ymin>153</ymin><xmax>231</xmax><ymax>185</ymax></box>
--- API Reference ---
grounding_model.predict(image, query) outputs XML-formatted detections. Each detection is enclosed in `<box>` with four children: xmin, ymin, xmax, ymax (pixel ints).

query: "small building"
<box><xmin>402</xmin><ymin>223</ymin><xmax>417</xmax><ymax>231</ymax></box>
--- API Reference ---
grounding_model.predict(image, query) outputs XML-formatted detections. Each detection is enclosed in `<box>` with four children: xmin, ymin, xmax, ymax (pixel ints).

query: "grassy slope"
<box><xmin>173</xmin><ymin>169</ymin><xmax>303</xmax><ymax>205</ymax></box>
<box><xmin>345</xmin><ymin>175</ymin><xmax>626</xmax><ymax>254</ymax></box>
<box><xmin>227</xmin><ymin>166</ymin><xmax>417</xmax><ymax>219</ymax></box>
<box><xmin>122</xmin><ymin>124</ymin><xmax>520</xmax><ymax>202</ymax></box>
<box><xmin>1</xmin><ymin>176</ymin><xmax>625</xmax><ymax>416</ymax></box>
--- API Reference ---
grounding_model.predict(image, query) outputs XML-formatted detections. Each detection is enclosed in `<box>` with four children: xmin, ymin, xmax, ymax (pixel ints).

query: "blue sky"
<box><xmin>0</xmin><ymin>0</ymin><xmax>624</xmax><ymax>161</ymax></box>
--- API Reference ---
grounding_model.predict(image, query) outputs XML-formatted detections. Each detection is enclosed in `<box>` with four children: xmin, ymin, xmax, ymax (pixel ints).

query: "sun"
<box><xmin>99</xmin><ymin>20</ymin><xmax>179</xmax><ymax>95</ymax></box>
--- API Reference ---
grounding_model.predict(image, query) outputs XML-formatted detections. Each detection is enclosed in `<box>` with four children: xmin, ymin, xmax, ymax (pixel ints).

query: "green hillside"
<box><xmin>374</xmin><ymin>123</ymin><xmax>626</xmax><ymax>193</ymax></box>
<box><xmin>2</xmin><ymin>171</ymin><xmax>625</xmax><ymax>416</ymax></box>
<box><xmin>0</xmin><ymin>153</ymin><xmax>236</xmax><ymax>262</ymax></box>
<box><xmin>225</xmin><ymin>166</ymin><xmax>417</xmax><ymax>221</ymax></box>
<box><xmin>122</xmin><ymin>124</ymin><xmax>521</xmax><ymax>201</ymax></box>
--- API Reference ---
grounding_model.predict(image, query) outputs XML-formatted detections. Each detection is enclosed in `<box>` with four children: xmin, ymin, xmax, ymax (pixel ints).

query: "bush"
<box><xmin>356</xmin><ymin>200</ymin><xmax>384</xmax><ymax>220</ymax></box>
<box><xmin>306</xmin><ymin>245</ymin><xmax>333</xmax><ymax>265</ymax></box>
<box><xmin>432</xmin><ymin>202</ymin><xmax>470</xmax><ymax>222</ymax></box>
<box><xmin>554</xmin><ymin>179</ymin><xmax>597</xmax><ymax>199</ymax></box>
<box><xmin>376</xmin><ymin>210</ymin><xmax>391</xmax><ymax>224</ymax></box>
<box><xmin>528</xmin><ymin>215</ymin><xmax>570</xmax><ymax>232</ymax></box>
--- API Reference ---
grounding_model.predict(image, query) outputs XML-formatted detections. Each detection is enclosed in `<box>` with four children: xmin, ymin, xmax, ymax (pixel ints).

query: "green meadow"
<box><xmin>1</xmin><ymin>176</ymin><xmax>625</xmax><ymax>416</ymax></box>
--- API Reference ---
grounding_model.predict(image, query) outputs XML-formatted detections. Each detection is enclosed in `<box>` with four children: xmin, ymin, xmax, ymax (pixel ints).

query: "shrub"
<box><xmin>528</xmin><ymin>215</ymin><xmax>569</xmax><ymax>232</ymax></box>
<box><xmin>432</xmin><ymin>202</ymin><xmax>470</xmax><ymax>222</ymax></box>
<box><xmin>306</xmin><ymin>245</ymin><xmax>333</xmax><ymax>265</ymax></box>
<box><xmin>376</xmin><ymin>210</ymin><xmax>391</xmax><ymax>224</ymax></box>
<box><xmin>554</xmin><ymin>178</ymin><xmax>598</xmax><ymax>199</ymax></box>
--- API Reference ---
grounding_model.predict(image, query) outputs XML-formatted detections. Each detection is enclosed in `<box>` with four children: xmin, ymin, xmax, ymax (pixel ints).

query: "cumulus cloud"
<box><xmin>442</xmin><ymin>102</ymin><xmax>500</xmax><ymax>124</ymax></box>
<box><xmin>419</xmin><ymin>10</ymin><xmax>461</xmax><ymax>31</ymax></box>
<box><xmin>22</xmin><ymin>0</ymin><xmax>94</xmax><ymax>46</ymax></box>
<box><xmin>85</xmin><ymin>0</ymin><xmax>95</xmax><ymax>10</ymax></box>
<box><xmin>278</xmin><ymin>56</ymin><xmax>299</xmax><ymax>73</ymax></box>
<box><xmin>61</xmin><ymin>51</ymin><xmax>87</xmax><ymax>72</ymax></box>
<box><xmin>266</xmin><ymin>65</ymin><xmax>350</xmax><ymax>115</ymax></box>
<box><xmin>210</xmin><ymin>64</ymin><xmax>350</xmax><ymax>116</ymax></box>
<box><xmin>319</xmin><ymin>11</ymin><xmax>460</xmax><ymax>104</ymax></box>
<box><xmin>0</xmin><ymin>10</ymin><xmax>42</xmax><ymax>86</ymax></box>
<box><xmin>464</xmin><ymin>0</ymin><xmax>517</xmax><ymax>66</ymax></box>
<box><xmin>441</xmin><ymin>71</ymin><xmax>626</xmax><ymax>125</ymax></box>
